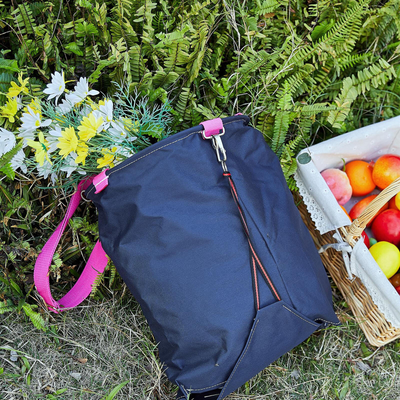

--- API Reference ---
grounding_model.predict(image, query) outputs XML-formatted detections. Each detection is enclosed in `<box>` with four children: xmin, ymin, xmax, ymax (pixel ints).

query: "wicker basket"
<box><xmin>297</xmin><ymin>178</ymin><xmax>400</xmax><ymax>347</ymax></box>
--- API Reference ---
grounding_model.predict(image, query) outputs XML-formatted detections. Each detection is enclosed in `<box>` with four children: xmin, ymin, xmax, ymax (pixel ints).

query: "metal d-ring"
<box><xmin>80</xmin><ymin>190</ymin><xmax>91</xmax><ymax>202</ymax></box>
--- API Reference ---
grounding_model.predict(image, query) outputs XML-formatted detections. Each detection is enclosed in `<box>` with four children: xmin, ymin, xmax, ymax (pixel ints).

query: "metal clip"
<box><xmin>211</xmin><ymin>134</ymin><xmax>226</xmax><ymax>163</ymax></box>
<box><xmin>202</xmin><ymin>126</ymin><xmax>227</xmax><ymax>171</ymax></box>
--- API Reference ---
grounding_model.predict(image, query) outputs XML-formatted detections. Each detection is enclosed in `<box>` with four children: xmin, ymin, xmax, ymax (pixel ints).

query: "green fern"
<box><xmin>22</xmin><ymin>304</ymin><xmax>46</xmax><ymax>331</ymax></box>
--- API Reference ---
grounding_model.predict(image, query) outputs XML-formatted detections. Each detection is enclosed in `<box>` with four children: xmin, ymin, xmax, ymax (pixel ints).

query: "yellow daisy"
<box><xmin>75</xmin><ymin>141</ymin><xmax>89</xmax><ymax>165</ymax></box>
<box><xmin>97</xmin><ymin>147</ymin><xmax>116</xmax><ymax>169</ymax></box>
<box><xmin>7</xmin><ymin>73</ymin><xmax>29</xmax><ymax>98</ymax></box>
<box><xmin>0</xmin><ymin>98</ymin><xmax>18</xmax><ymax>123</ymax></box>
<box><xmin>122</xmin><ymin>118</ymin><xmax>139</xmax><ymax>133</ymax></box>
<box><xmin>26</xmin><ymin>132</ymin><xmax>51</xmax><ymax>166</ymax></box>
<box><xmin>23</xmin><ymin>98</ymin><xmax>41</xmax><ymax>115</ymax></box>
<box><xmin>57</xmin><ymin>126</ymin><xmax>78</xmax><ymax>158</ymax></box>
<box><xmin>77</xmin><ymin>113</ymin><xmax>104</xmax><ymax>141</ymax></box>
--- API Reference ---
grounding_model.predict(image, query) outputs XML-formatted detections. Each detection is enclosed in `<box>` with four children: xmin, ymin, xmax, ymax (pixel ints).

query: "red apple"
<box><xmin>371</xmin><ymin>209</ymin><xmax>400</xmax><ymax>246</ymax></box>
<box><xmin>361</xmin><ymin>231</ymin><xmax>369</xmax><ymax>248</ymax></box>
<box><xmin>396</xmin><ymin>286</ymin><xmax>400</xmax><ymax>295</ymax></box>
<box><xmin>349</xmin><ymin>195</ymin><xmax>388</xmax><ymax>227</ymax></box>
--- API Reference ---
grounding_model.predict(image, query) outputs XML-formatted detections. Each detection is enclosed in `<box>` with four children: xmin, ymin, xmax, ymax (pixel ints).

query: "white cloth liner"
<box><xmin>295</xmin><ymin>115</ymin><xmax>400</xmax><ymax>328</ymax></box>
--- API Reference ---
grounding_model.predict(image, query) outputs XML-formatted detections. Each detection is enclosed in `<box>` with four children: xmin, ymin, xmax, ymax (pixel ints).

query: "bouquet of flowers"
<box><xmin>0</xmin><ymin>71</ymin><xmax>172</xmax><ymax>186</ymax></box>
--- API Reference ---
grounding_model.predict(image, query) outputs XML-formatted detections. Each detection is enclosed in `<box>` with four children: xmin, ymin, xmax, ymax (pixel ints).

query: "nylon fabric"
<box><xmin>85</xmin><ymin>115</ymin><xmax>339</xmax><ymax>398</ymax></box>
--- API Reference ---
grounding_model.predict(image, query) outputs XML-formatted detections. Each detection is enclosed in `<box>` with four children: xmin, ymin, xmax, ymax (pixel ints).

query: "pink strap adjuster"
<box><xmin>200</xmin><ymin>118</ymin><xmax>225</xmax><ymax>139</ymax></box>
<box><xmin>93</xmin><ymin>169</ymin><xmax>109</xmax><ymax>194</ymax></box>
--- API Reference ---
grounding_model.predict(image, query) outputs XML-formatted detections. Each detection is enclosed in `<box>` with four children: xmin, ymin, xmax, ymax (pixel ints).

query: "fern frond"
<box><xmin>187</xmin><ymin>20</ymin><xmax>209</xmax><ymax>84</ymax></box>
<box><xmin>271</xmin><ymin>111</ymin><xmax>290</xmax><ymax>156</ymax></box>
<box><xmin>12</xmin><ymin>3</ymin><xmax>35</xmax><ymax>36</ymax></box>
<box><xmin>129</xmin><ymin>44</ymin><xmax>146</xmax><ymax>83</ymax></box>
<box><xmin>327</xmin><ymin>76</ymin><xmax>358</xmax><ymax>128</ymax></box>
<box><xmin>22</xmin><ymin>304</ymin><xmax>46</xmax><ymax>331</ymax></box>
<box><xmin>254</xmin><ymin>0</ymin><xmax>286</xmax><ymax>16</ymax></box>
<box><xmin>0</xmin><ymin>141</ymin><xmax>23</xmax><ymax>171</ymax></box>
<box><xmin>0</xmin><ymin>301</ymin><xmax>16</xmax><ymax>314</ymax></box>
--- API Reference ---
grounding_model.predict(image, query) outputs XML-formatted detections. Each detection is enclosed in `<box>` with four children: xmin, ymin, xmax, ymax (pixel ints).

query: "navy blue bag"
<box><xmin>80</xmin><ymin>114</ymin><xmax>339</xmax><ymax>399</ymax></box>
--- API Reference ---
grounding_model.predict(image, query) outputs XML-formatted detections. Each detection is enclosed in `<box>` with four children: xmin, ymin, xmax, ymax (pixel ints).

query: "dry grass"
<box><xmin>2</xmin><ymin>293</ymin><xmax>400</xmax><ymax>400</ymax></box>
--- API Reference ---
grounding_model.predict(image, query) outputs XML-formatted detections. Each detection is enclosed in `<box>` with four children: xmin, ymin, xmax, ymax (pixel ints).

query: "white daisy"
<box><xmin>43</xmin><ymin>71</ymin><xmax>65</xmax><ymax>105</ymax></box>
<box><xmin>10</xmin><ymin>149</ymin><xmax>27</xmax><ymax>174</ymax></box>
<box><xmin>17</xmin><ymin>129</ymin><xmax>36</xmax><ymax>147</ymax></box>
<box><xmin>115</xmin><ymin>145</ymin><xmax>135</xmax><ymax>159</ymax></box>
<box><xmin>108</xmin><ymin>119</ymin><xmax>137</xmax><ymax>143</ymax></box>
<box><xmin>36</xmin><ymin>160</ymin><xmax>57</xmax><ymax>184</ymax></box>
<box><xmin>92</xmin><ymin>100</ymin><xmax>113</xmax><ymax>129</ymax></box>
<box><xmin>47</xmin><ymin>126</ymin><xmax>63</xmax><ymax>153</ymax></box>
<box><xmin>16</xmin><ymin>96</ymin><xmax>24</xmax><ymax>110</ymax></box>
<box><xmin>67</xmin><ymin>77</ymin><xmax>99</xmax><ymax>105</ymax></box>
<box><xmin>0</xmin><ymin>128</ymin><xmax>16</xmax><ymax>155</ymax></box>
<box><xmin>57</xmin><ymin>93</ymin><xmax>75</xmax><ymax>114</ymax></box>
<box><xmin>80</xmin><ymin>103</ymin><xmax>93</xmax><ymax>117</ymax></box>
<box><xmin>60</xmin><ymin>153</ymin><xmax>86</xmax><ymax>177</ymax></box>
<box><xmin>19</xmin><ymin>107</ymin><xmax>52</xmax><ymax>146</ymax></box>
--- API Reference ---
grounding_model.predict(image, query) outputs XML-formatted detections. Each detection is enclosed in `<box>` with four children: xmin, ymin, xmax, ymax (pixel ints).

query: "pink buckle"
<box><xmin>200</xmin><ymin>118</ymin><xmax>224</xmax><ymax>139</ymax></box>
<box><xmin>93</xmin><ymin>169</ymin><xmax>109</xmax><ymax>194</ymax></box>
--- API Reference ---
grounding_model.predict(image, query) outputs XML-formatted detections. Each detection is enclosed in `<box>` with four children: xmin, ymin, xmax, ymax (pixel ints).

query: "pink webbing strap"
<box><xmin>34</xmin><ymin>178</ymin><xmax>108</xmax><ymax>313</ymax></box>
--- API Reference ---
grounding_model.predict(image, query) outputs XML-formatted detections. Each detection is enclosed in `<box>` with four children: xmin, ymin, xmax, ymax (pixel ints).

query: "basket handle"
<box><xmin>344</xmin><ymin>177</ymin><xmax>400</xmax><ymax>245</ymax></box>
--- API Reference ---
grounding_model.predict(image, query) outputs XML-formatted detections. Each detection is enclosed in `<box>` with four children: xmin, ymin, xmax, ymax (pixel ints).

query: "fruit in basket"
<box><xmin>369</xmin><ymin>237</ymin><xmax>377</xmax><ymax>247</ymax></box>
<box><xmin>388</xmin><ymin>193</ymin><xmax>400</xmax><ymax>210</ymax></box>
<box><xmin>348</xmin><ymin>195</ymin><xmax>388</xmax><ymax>227</ymax></box>
<box><xmin>345</xmin><ymin>160</ymin><xmax>376</xmax><ymax>196</ymax></box>
<box><xmin>340</xmin><ymin>205</ymin><xmax>351</xmax><ymax>220</ymax></box>
<box><xmin>321</xmin><ymin>168</ymin><xmax>352</xmax><ymax>205</ymax></box>
<box><xmin>389</xmin><ymin>196</ymin><xmax>398</xmax><ymax>210</ymax></box>
<box><xmin>396</xmin><ymin>192</ymin><xmax>400</xmax><ymax>210</ymax></box>
<box><xmin>369</xmin><ymin>241</ymin><xmax>400</xmax><ymax>278</ymax></box>
<box><xmin>389</xmin><ymin>273</ymin><xmax>400</xmax><ymax>288</ymax></box>
<box><xmin>362</xmin><ymin>231</ymin><xmax>370</xmax><ymax>248</ymax></box>
<box><xmin>371</xmin><ymin>209</ymin><xmax>400</xmax><ymax>246</ymax></box>
<box><xmin>372</xmin><ymin>154</ymin><xmax>400</xmax><ymax>190</ymax></box>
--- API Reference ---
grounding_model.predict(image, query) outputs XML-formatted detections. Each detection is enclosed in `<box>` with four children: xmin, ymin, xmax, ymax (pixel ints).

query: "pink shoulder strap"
<box><xmin>34</xmin><ymin>177</ymin><xmax>108</xmax><ymax>313</ymax></box>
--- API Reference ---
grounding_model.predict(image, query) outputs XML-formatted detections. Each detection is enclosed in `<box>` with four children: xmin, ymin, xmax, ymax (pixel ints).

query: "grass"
<box><xmin>2</xmin><ymin>286</ymin><xmax>400</xmax><ymax>400</ymax></box>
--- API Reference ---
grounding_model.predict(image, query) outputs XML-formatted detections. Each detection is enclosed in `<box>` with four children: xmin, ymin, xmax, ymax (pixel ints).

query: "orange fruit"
<box><xmin>372</xmin><ymin>154</ymin><xmax>400</xmax><ymax>190</ymax></box>
<box><xmin>345</xmin><ymin>160</ymin><xmax>375</xmax><ymax>196</ymax></box>
<box><xmin>340</xmin><ymin>206</ymin><xmax>351</xmax><ymax>221</ymax></box>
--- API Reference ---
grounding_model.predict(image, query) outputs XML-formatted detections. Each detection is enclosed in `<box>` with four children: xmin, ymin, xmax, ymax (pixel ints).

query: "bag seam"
<box><xmin>180</xmin><ymin>380</ymin><xmax>227</xmax><ymax>394</ymax></box>
<box><xmin>314</xmin><ymin>316</ymin><xmax>341</xmax><ymax>326</ymax></box>
<box><xmin>219</xmin><ymin>318</ymin><xmax>260</xmax><ymax>398</ymax></box>
<box><xmin>86</xmin><ymin>118</ymin><xmax>248</xmax><ymax>197</ymax></box>
<box><xmin>282</xmin><ymin>305</ymin><xmax>319</xmax><ymax>327</ymax></box>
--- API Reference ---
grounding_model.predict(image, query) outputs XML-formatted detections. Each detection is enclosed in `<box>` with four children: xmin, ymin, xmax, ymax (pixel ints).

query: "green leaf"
<box><xmin>76</xmin><ymin>22</ymin><xmax>99</xmax><ymax>38</ymax></box>
<box><xmin>0</xmin><ymin>58</ymin><xmax>19</xmax><ymax>73</ymax></box>
<box><xmin>339</xmin><ymin>380</ymin><xmax>350</xmax><ymax>400</ymax></box>
<box><xmin>65</xmin><ymin>42</ymin><xmax>84</xmax><ymax>56</ymax></box>
<box><xmin>0</xmin><ymin>163</ymin><xmax>15</xmax><ymax>180</ymax></box>
<box><xmin>360</xmin><ymin>342</ymin><xmax>373</xmax><ymax>358</ymax></box>
<box><xmin>101</xmin><ymin>380</ymin><xmax>129</xmax><ymax>400</ymax></box>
